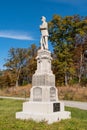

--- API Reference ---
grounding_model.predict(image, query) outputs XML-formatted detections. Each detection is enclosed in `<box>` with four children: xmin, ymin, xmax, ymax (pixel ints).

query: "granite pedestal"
<box><xmin>16</xmin><ymin>49</ymin><xmax>71</xmax><ymax>124</ymax></box>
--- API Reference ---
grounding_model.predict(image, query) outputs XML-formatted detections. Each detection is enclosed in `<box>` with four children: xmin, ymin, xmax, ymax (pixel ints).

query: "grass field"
<box><xmin>0</xmin><ymin>99</ymin><xmax>87</xmax><ymax>130</ymax></box>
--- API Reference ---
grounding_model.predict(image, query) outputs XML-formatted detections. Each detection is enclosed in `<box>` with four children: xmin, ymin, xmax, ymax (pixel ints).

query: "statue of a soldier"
<box><xmin>40</xmin><ymin>16</ymin><xmax>49</xmax><ymax>50</ymax></box>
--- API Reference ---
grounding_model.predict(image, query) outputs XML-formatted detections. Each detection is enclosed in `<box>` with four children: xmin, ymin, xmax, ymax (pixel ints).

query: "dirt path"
<box><xmin>63</xmin><ymin>100</ymin><xmax>87</xmax><ymax>110</ymax></box>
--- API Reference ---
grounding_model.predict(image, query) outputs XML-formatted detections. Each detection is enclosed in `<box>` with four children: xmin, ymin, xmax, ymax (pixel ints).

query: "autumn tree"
<box><xmin>49</xmin><ymin>15</ymin><xmax>87</xmax><ymax>85</ymax></box>
<box><xmin>19</xmin><ymin>44</ymin><xmax>37</xmax><ymax>85</ymax></box>
<box><xmin>4</xmin><ymin>44</ymin><xmax>38</xmax><ymax>87</ymax></box>
<box><xmin>4</xmin><ymin>48</ymin><xmax>29</xmax><ymax>87</ymax></box>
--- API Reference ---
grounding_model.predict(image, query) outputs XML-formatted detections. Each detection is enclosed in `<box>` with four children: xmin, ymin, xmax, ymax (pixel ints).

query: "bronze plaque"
<box><xmin>53</xmin><ymin>103</ymin><xmax>60</xmax><ymax>112</ymax></box>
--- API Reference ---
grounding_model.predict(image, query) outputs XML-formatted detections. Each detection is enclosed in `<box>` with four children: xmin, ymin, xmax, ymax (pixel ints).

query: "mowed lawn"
<box><xmin>0</xmin><ymin>99</ymin><xmax>87</xmax><ymax>130</ymax></box>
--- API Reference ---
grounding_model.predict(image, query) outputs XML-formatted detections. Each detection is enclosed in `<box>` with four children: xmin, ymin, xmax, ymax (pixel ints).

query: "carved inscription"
<box><xmin>32</xmin><ymin>74</ymin><xmax>55</xmax><ymax>86</ymax></box>
<box><xmin>33</xmin><ymin>87</ymin><xmax>42</xmax><ymax>101</ymax></box>
<box><xmin>50</xmin><ymin>87</ymin><xmax>56</xmax><ymax>101</ymax></box>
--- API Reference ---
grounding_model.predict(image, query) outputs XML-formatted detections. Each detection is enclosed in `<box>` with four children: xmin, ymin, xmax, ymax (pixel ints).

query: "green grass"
<box><xmin>0</xmin><ymin>99</ymin><xmax>87</xmax><ymax>130</ymax></box>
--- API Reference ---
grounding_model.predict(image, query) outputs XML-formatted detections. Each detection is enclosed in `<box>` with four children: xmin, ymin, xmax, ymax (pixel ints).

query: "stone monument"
<box><xmin>16</xmin><ymin>16</ymin><xmax>71</xmax><ymax>124</ymax></box>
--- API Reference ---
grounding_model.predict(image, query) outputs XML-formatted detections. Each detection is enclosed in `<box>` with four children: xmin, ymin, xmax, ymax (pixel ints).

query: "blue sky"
<box><xmin>0</xmin><ymin>0</ymin><xmax>87</xmax><ymax>70</ymax></box>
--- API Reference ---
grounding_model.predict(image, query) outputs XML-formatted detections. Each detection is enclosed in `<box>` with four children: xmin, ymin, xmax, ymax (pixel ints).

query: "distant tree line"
<box><xmin>0</xmin><ymin>14</ymin><xmax>87</xmax><ymax>88</ymax></box>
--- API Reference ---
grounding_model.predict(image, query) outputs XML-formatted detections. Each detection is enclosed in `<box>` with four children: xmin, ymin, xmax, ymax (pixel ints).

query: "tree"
<box><xmin>4</xmin><ymin>44</ymin><xmax>38</xmax><ymax>87</ymax></box>
<box><xmin>49</xmin><ymin>15</ymin><xmax>87</xmax><ymax>85</ymax></box>
<box><xmin>24</xmin><ymin>44</ymin><xmax>37</xmax><ymax>83</ymax></box>
<box><xmin>49</xmin><ymin>15</ymin><xmax>75</xmax><ymax>85</ymax></box>
<box><xmin>52</xmin><ymin>43</ymin><xmax>75</xmax><ymax>86</ymax></box>
<box><xmin>0</xmin><ymin>70</ymin><xmax>15</xmax><ymax>88</ymax></box>
<box><xmin>18</xmin><ymin>44</ymin><xmax>37</xmax><ymax>85</ymax></box>
<box><xmin>4</xmin><ymin>48</ymin><xmax>28</xmax><ymax>87</ymax></box>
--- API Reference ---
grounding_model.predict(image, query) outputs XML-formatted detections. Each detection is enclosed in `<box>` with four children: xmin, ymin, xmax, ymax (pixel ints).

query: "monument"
<box><xmin>16</xmin><ymin>16</ymin><xmax>71</xmax><ymax>124</ymax></box>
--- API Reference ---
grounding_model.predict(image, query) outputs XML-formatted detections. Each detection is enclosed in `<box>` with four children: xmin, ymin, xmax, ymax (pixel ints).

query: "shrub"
<box><xmin>80</xmin><ymin>77</ymin><xmax>87</xmax><ymax>87</ymax></box>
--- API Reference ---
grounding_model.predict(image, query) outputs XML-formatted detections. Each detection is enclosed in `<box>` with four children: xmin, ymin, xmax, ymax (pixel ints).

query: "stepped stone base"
<box><xmin>16</xmin><ymin>49</ymin><xmax>71</xmax><ymax>123</ymax></box>
<box><xmin>16</xmin><ymin>101</ymin><xmax>71</xmax><ymax>124</ymax></box>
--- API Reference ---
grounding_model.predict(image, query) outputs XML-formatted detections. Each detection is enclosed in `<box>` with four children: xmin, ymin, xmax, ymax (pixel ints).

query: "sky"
<box><xmin>0</xmin><ymin>0</ymin><xmax>87</xmax><ymax>70</ymax></box>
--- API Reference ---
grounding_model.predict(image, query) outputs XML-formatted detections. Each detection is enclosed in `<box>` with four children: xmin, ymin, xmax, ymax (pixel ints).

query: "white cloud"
<box><xmin>0</xmin><ymin>30</ymin><xmax>34</xmax><ymax>40</ymax></box>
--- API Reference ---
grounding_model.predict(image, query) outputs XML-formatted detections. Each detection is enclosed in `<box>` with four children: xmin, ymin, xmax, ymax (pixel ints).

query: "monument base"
<box><xmin>16</xmin><ymin>101</ymin><xmax>71</xmax><ymax>124</ymax></box>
